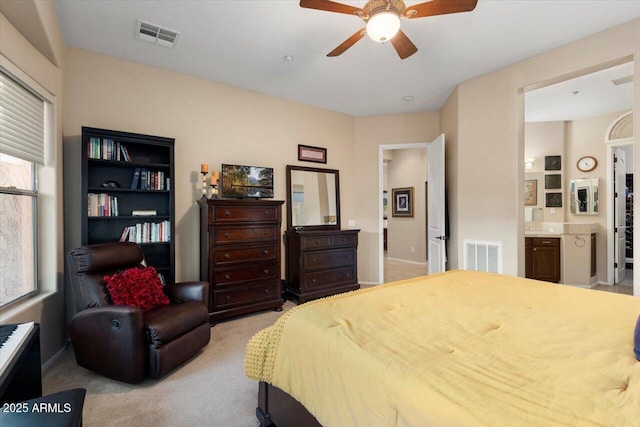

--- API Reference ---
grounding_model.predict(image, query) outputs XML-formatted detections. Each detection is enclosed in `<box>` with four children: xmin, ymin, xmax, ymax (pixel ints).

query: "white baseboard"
<box><xmin>42</xmin><ymin>339</ymin><xmax>69</xmax><ymax>372</ymax></box>
<box><xmin>385</xmin><ymin>257</ymin><xmax>427</xmax><ymax>266</ymax></box>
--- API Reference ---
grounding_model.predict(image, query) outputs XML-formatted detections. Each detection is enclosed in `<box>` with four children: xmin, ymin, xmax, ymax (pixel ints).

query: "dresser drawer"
<box><xmin>300</xmin><ymin>235</ymin><xmax>332</xmax><ymax>250</ymax></box>
<box><xmin>213</xmin><ymin>205</ymin><xmax>279</xmax><ymax>223</ymax></box>
<box><xmin>213</xmin><ymin>225</ymin><xmax>278</xmax><ymax>244</ymax></box>
<box><xmin>532</xmin><ymin>237</ymin><xmax>560</xmax><ymax>247</ymax></box>
<box><xmin>214</xmin><ymin>263</ymin><xmax>277</xmax><ymax>287</ymax></box>
<box><xmin>303</xmin><ymin>248</ymin><xmax>355</xmax><ymax>270</ymax></box>
<box><xmin>303</xmin><ymin>267</ymin><xmax>356</xmax><ymax>291</ymax></box>
<box><xmin>212</xmin><ymin>281</ymin><xmax>279</xmax><ymax>310</ymax></box>
<box><xmin>214</xmin><ymin>244</ymin><xmax>277</xmax><ymax>265</ymax></box>
<box><xmin>300</xmin><ymin>233</ymin><xmax>357</xmax><ymax>250</ymax></box>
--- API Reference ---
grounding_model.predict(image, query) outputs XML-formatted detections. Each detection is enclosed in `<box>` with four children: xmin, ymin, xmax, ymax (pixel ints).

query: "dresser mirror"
<box><xmin>286</xmin><ymin>165</ymin><xmax>340</xmax><ymax>230</ymax></box>
<box><xmin>570</xmin><ymin>177</ymin><xmax>599</xmax><ymax>215</ymax></box>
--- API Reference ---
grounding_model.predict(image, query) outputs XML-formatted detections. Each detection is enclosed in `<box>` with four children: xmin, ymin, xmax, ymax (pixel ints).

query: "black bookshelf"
<box><xmin>65</xmin><ymin>127</ymin><xmax>175</xmax><ymax>284</ymax></box>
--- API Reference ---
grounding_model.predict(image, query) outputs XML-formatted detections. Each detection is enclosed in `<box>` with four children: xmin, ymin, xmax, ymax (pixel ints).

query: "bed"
<box><xmin>245</xmin><ymin>270</ymin><xmax>640</xmax><ymax>426</ymax></box>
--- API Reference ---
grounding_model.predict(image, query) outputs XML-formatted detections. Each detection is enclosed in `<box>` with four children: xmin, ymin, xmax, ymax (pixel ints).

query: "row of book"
<box><xmin>119</xmin><ymin>220</ymin><xmax>171</xmax><ymax>244</ymax></box>
<box><xmin>88</xmin><ymin>137</ymin><xmax>131</xmax><ymax>161</ymax></box>
<box><xmin>131</xmin><ymin>168</ymin><xmax>170</xmax><ymax>190</ymax></box>
<box><xmin>88</xmin><ymin>193</ymin><xmax>119</xmax><ymax>217</ymax></box>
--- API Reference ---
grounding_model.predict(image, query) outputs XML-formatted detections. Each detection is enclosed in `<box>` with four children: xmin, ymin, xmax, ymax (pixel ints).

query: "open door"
<box><xmin>427</xmin><ymin>134</ymin><xmax>446</xmax><ymax>274</ymax></box>
<box><xmin>614</xmin><ymin>147</ymin><xmax>626</xmax><ymax>283</ymax></box>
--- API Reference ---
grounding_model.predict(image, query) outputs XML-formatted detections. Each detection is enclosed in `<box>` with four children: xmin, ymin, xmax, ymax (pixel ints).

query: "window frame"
<box><xmin>0</xmin><ymin>66</ymin><xmax>45</xmax><ymax>309</ymax></box>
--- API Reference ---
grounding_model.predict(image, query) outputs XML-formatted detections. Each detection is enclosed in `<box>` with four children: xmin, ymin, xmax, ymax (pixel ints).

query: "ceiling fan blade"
<box><xmin>300</xmin><ymin>0</ymin><xmax>363</xmax><ymax>15</ymax></box>
<box><xmin>390</xmin><ymin>30</ymin><xmax>418</xmax><ymax>60</ymax></box>
<box><xmin>327</xmin><ymin>29</ymin><xmax>366</xmax><ymax>57</ymax></box>
<box><xmin>403</xmin><ymin>0</ymin><xmax>478</xmax><ymax>19</ymax></box>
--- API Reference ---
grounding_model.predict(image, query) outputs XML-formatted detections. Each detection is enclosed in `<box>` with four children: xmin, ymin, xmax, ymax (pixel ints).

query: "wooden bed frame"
<box><xmin>257</xmin><ymin>381</ymin><xmax>321</xmax><ymax>427</ymax></box>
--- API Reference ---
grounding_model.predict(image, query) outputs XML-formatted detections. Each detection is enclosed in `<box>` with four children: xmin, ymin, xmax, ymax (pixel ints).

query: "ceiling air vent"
<box><xmin>136</xmin><ymin>20</ymin><xmax>179</xmax><ymax>47</ymax></box>
<box><xmin>611</xmin><ymin>75</ymin><xmax>633</xmax><ymax>86</ymax></box>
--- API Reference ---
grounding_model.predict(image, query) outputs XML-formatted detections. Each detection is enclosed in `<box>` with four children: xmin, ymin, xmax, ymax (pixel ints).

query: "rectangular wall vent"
<box><xmin>463</xmin><ymin>240</ymin><xmax>502</xmax><ymax>274</ymax></box>
<box><xmin>136</xmin><ymin>20</ymin><xmax>179</xmax><ymax>47</ymax></box>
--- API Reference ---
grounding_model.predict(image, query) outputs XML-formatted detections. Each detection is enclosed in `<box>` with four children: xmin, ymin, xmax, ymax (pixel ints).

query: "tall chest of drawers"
<box><xmin>284</xmin><ymin>229</ymin><xmax>360</xmax><ymax>303</ymax></box>
<box><xmin>199</xmin><ymin>198</ymin><xmax>284</xmax><ymax>323</ymax></box>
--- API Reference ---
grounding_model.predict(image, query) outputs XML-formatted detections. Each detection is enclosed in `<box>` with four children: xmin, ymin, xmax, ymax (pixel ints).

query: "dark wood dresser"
<box><xmin>199</xmin><ymin>198</ymin><xmax>285</xmax><ymax>323</ymax></box>
<box><xmin>284</xmin><ymin>229</ymin><xmax>360</xmax><ymax>303</ymax></box>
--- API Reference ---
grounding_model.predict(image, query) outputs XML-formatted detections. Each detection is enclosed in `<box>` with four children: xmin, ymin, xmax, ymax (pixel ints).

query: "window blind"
<box><xmin>0</xmin><ymin>70</ymin><xmax>45</xmax><ymax>165</ymax></box>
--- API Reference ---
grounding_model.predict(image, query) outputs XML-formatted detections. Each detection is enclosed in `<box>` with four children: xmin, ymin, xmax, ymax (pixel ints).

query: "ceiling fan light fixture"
<box><xmin>366</xmin><ymin>11</ymin><xmax>401</xmax><ymax>43</ymax></box>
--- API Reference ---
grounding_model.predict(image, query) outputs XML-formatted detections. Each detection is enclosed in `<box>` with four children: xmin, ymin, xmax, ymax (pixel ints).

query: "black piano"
<box><xmin>0</xmin><ymin>322</ymin><xmax>42</xmax><ymax>403</ymax></box>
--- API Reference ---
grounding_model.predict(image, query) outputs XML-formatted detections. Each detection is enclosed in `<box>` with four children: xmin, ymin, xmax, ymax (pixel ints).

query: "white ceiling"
<box><xmin>525</xmin><ymin>62</ymin><xmax>634</xmax><ymax>122</ymax></box>
<box><xmin>52</xmin><ymin>0</ymin><xmax>640</xmax><ymax>117</ymax></box>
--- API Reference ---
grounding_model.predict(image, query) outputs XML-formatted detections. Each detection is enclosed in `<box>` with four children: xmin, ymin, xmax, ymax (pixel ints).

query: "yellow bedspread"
<box><xmin>245</xmin><ymin>270</ymin><xmax>640</xmax><ymax>426</ymax></box>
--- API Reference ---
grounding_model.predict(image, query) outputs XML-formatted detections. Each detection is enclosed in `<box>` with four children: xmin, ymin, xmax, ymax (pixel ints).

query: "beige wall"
<box><xmin>63</xmin><ymin>47</ymin><xmax>356</xmax><ymax>282</ymax></box>
<box><xmin>524</xmin><ymin>121</ymin><xmax>565</xmax><ymax>221</ymax></box>
<box><xmin>386</xmin><ymin>148</ymin><xmax>427</xmax><ymax>263</ymax></box>
<box><xmin>447</xmin><ymin>18</ymin><xmax>640</xmax><ymax>290</ymax></box>
<box><xmin>354</xmin><ymin>112</ymin><xmax>440</xmax><ymax>283</ymax></box>
<box><xmin>0</xmin><ymin>4</ymin><xmax>65</xmax><ymax>365</ymax></box>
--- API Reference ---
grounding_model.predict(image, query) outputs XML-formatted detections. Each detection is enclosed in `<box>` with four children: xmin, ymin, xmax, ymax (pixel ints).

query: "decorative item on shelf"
<box><xmin>200</xmin><ymin>163</ymin><xmax>209</xmax><ymax>199</ymax></box>
<box><xmin>208</xmin><ymin>171</ymin><xmax>220</xmax><ymax>199</ymax></box>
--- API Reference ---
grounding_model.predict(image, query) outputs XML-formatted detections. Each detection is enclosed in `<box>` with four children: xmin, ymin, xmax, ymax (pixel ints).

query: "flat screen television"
<box><xmin>221</xmin><ymin>164</ymin><xmax>274</xmax><ymax>199</ymax></box>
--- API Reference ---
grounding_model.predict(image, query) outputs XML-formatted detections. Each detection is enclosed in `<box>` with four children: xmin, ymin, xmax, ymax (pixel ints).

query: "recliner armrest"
<box><xmin>68</xmin><ymin>306</ymin><xmax>146</xmax><ymax>383</ymax></box>
<box><xmin>167</xmin><ymin>281</ymin><xmax>209</xmax><ymax>304</ymax></box>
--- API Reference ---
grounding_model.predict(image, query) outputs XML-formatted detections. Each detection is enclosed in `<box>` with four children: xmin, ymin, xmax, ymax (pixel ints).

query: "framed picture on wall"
<box><xmin>545</xmin><ymin>192</ymin><xmax>562</xmax><ymax>208</ymax></box>
<box><xmin>544</xmin><ymin>155</ymin><xmax>562</xmax><ymax>171</ymax></box>
<box><xmin>392</xmin><ymin>187</ymin><xmax>414</xmax><ymax>217</ymax></box>
<box><xmin>524</xmin><ymin>179</ymin><xmax>537</xmax><ymax>206</ymax></box>
<box><xmin>545</xmin><ymin>174</ymin><xmax>561</xmax><ymax>189</ymax></box>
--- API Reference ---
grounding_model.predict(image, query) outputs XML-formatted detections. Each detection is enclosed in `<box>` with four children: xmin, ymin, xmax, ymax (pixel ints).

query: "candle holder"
<box><xmin>208</xmin><ymin>184</ymin><xmax>219</xmax><ymax>199</ymax></box>
<box><xmin>201</xmin><ymin>172</ymin><xmax>208</xmax><ymax>199</ymax></box>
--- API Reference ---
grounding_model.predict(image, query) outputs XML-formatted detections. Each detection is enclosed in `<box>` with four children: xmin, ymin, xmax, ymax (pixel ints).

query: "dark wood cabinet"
<box><xmin>64</xmin><ymin>127</ymin><xmax>175</xmax><ymax>284</ymax></box>
<box><xmin>525</xmin><ymin>237</ymin><xmax>561</xmax><ymax>283</ymax></box>
<box><xmin>284</xmin><ymin>229</ymin><xmax>360</xmax><ymax>303</ymax></box>
<box><xmin>199</xmin><ymin>198</ymin><xmax>284</xmax><ymax>323</ymax></box>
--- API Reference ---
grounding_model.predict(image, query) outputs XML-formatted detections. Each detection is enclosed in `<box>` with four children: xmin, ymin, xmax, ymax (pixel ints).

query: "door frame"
<box><xmin>378</xmin><ymin>141</ymin><xmax>430</xmax><ymax>284</ymax></box>
<box><xmin>606</xmin><ymin>139</ymin><xmax>633</xmax><ymax>285</ymax></box>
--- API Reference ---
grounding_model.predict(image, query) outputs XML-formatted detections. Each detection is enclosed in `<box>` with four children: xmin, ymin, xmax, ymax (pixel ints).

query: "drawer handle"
<box><xmin>311</xmin><ymin>258</ymin><xmax>317</xmax><ymax>263</ymax></box>
<box><xmin>225</xmin><ymin>295</ymin><xmax>230</xmax><ymax>301</ymax></box>
<box><xmin>224</xmin><ymin>274</ymin><xmax>231</xmax><ymax>280</ymax></box>
<box><xmin>311</xmin><ymin>278</ymin><xmax>317</xmax><ymax>283</ymax></box>
<box><xmin>224</xmin><ymin>253</ymin><xmax>231</xmax><ymax>259</ymax></box>
<box><xmin>264</xmin><ymin>210</ymin><xmax>270</xmax><ymax>216</ymax></box>
<box><xmin>315</xmin><ymin>239</ymin><xmax>321</xmax><ymax>244</ymax></box>
<box><xmin>342</xmin><ymin>238</ymin><xmax>347</xmax><ymax>242</ymax></box>
<box><xmin>224</xmin><ymin>210</ymin><xmax>231</xmax><ymax>216</ymax></box>
<box><xmin>345</xmin><ymin>273</ymin><xmax>351</xmax><ymax>278</ymax></box>
<box><xmin>542</xmin><ymin>240</ymin><xmax>551</xmax><ymax>244</ymax></box>
<box><xmin>263</xmin><ymin>249</ymin><xmax>270</xmax><ymax>255</ymax></box>
<box><xmin>224</xmin><ymin>232</ymin><xmax>230</xmax><ymax>238</ymax></box>
<box><xmin>264</xmin><ymin>288</ymin><xmax>270</xmax><ymax>294</ymax></box>
<box><xmin>263</xmin><ymin>269</ymin><xmax>269</xmax><ymax>274</ymax></box>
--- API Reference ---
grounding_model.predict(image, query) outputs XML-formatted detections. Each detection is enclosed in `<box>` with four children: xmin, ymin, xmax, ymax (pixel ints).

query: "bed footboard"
<box><xmin>257</xmin><ymin>382</ymin><xmax>322</xmax><ymax>427</ymax></box>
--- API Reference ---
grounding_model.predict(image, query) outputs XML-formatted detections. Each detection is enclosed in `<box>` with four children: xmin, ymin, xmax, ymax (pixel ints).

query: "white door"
<box><xmin>427</xmin><ymin>134</ymin><xmax>446</xmax><ymax>274</ymax></box>
<box><xmin>613</xmin><ymin>147</ymin><xmax>626</xmax><ymax>283</ymax></box>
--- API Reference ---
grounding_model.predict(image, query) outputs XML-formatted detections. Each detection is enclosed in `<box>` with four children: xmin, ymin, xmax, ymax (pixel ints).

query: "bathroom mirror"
<box><xmin>286</xmin><ymin>165</ymin><xmax>340</xmax><ymax>230</ymax></box>
<box><xmin>570</xmin><ymin>178</ymin><xmax>599</xmax><ymax>215</ymax></box>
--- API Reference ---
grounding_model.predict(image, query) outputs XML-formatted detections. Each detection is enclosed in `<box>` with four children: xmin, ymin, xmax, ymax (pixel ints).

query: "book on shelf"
<box><xmin>130</xmin><ymin>167</ymin><xmax>141</xmax><ymax>189</ymax></box>
<box><xmin>88</xmin><ymin>137</ymin><xmax>129</xmax><ymax>161</ymax></box>
<box><xmin>132</xmin><ymin>210</ymin><xmax>157</xmax><ymax>216</ymax></box>
<box><xmin>120</xmin><ymin>220</ymin><xmax>170</xmax><ymax>244</ymax></box>
<box><xmin>87</xmin><ymin>193</ymin><xmax>119</xmax><ymax>217</ymax></box>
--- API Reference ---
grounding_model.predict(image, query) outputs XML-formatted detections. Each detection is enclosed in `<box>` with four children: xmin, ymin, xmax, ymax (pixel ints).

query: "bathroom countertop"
<box><xmin>525</xmin><ymin>232</ymin><xmax>564</xmax><ymax>238</ymax></box>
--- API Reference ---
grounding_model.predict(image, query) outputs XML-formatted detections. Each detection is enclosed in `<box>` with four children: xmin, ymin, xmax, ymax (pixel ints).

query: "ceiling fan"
<box><xmin>300</xmin><ymin>0</ymin><xmax>478</xmax><ymax>59</ymax></box>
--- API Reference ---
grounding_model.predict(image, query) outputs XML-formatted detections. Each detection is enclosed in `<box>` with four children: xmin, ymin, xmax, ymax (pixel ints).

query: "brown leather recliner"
<box><xmin>66</xmin><ymin>242</ymin><xmax>210</xmax><ymax>383</ymax></box>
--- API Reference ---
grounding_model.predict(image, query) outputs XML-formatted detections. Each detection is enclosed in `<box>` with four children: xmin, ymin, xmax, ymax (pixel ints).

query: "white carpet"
<box><xmin>43</xmin><ymin>302</ymin><xmax>296</xmax><ymax>426</ymax></box>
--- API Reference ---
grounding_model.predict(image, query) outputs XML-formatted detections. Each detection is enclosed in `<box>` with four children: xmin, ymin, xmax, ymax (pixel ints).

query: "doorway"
<box><xmin>523</xmin><ymin>61</ymin><xmax>634</xmax><ymax>291</ymax></box>
<box><xmin>378</xmin><ymin>135</ymin><xmax>446</xmax><ymax>284</ymax></box>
